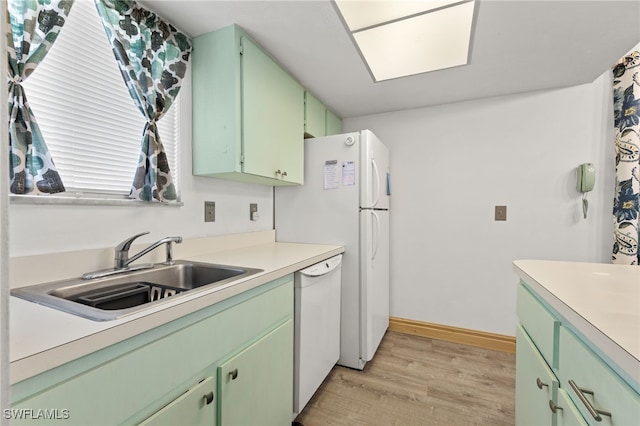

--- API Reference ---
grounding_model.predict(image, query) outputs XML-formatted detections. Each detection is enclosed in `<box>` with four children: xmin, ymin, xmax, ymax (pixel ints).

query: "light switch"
<box><xmin>495</xmin><ymin>205</ymin><xmax>507</xmax><ymax>221</ymax></box>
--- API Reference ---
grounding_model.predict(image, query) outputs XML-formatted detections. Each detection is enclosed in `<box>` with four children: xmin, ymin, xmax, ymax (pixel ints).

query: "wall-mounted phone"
<box><xmin>577</xmin><ymin>163</ymin><xmax>595</xmax><ymax>219</ymax></box>
<box><xmin>577</xmin><ymin>163</ymin><xmax>595</xmax><ymax>193</ymax></box>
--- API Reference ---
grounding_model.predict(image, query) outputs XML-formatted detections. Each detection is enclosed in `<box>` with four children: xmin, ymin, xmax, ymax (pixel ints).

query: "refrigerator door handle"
<box><xmin>371</xmin><ymin>210</ymin><xmax>380</xmax><ymax>260</ymax></box>
<box><xmin>371</xmin><ymin>158</ymin><xmax>381</xmax><ymax>207</ymax></box>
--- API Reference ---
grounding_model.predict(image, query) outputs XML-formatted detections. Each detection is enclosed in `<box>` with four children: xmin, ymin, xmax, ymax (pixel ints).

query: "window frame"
<box><xmin>13</xmin><ymin>0</ymin><xmax>184</xmax><ymax>205</ymax></box>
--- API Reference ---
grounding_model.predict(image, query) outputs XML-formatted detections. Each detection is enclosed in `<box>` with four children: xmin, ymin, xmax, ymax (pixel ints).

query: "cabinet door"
<box><xmin>559</xmin><ymin>327</ymin><xmax>640</xmax><ymax>426</ymax></box>
<box><xmin>139</xmin><ymin>376</ymin><xmax>216</xmax><ymax>426</ymax></box>
<box><xmin>556</xmin><ymin>389</ymin><xmax>588</xmax><ymax>426</ymax></box>
<box><xmin>325</xmin><ymin>108</ymin><xmax>342</xmax><ymax>136</ymax></box>
<box><xmin>218</xmin><ymin>319</ymin><xmax>293</xmax><ymax>426</ymax></box>
<box><xmin>192</xmin><ymin>27</ymin><xmax>243</xmax><ymax>178</ymax></box>
<box><xmin>241</xmin><ymin>36</ymin><xmax>304</xmax><ymax>184</ymax></box>
<box><xmin>304</xmin><ymin>91</ymin><xmax>326</xmax><ymax>138</ymax></box>
<box><xmin>516</xmin><ymin>326</ymin><xmax>556</xmax><ymax>426</ymax></box>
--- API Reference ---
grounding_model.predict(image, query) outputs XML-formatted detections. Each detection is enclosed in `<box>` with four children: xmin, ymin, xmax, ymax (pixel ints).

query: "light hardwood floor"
<box><xmin>294</xmin><ymin>330</ymin><xmax>516</xmax><ymax>426</ymax></box>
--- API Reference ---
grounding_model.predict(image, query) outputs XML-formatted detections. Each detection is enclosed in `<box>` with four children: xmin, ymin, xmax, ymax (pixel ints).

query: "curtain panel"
<box><xmin>94</xmin><ymin>0</ymin><xmax>192</xmax><ymax>202</ymax></box>
<box><xmin>6</xmin><ymin>0</ymin><xmax>73</xmax><ymax>195</ymax></box>
<box><xmin>612</xmin><ymin>49</ymin><xmax>640</xmax><ymax>265</ymax></box>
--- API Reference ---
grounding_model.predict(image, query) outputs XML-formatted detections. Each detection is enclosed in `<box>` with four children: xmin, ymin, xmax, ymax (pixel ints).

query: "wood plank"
<box><xmin>295</xmin><ymin>330</ymin><xmax>515</xmax><ymax>425</ymax></box>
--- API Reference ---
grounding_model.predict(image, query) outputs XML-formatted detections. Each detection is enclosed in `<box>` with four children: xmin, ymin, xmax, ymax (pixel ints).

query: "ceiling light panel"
<box><xmin>335</xmin><ymin>0</ymin><xmax>476</xmax><ymax>82</ymax></box>
<box><xmin>335</xmin><ymin>0</ymin><xmax>463</xmax><ymax>31</ymax></box>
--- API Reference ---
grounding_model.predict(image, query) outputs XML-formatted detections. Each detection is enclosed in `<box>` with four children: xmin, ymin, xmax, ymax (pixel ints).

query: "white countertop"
<box><xmin>513</xmin><ymin>259</ymin><xmax>640</xmax><ymax>388</ymax></box>
<box><xmin>10</xmin><ymin>237</ymin><xmax>343</xmax><ymax>384</ymax></box>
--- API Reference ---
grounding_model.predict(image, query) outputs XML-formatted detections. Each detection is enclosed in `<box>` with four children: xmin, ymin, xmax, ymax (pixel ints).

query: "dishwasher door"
<box><xmin>293</xmin><ymin>254</ymin><xmax>343</xmax><ymax>417</ymax></box>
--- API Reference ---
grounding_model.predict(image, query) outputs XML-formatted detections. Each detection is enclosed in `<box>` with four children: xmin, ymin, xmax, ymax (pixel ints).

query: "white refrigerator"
<box><xmin>275</xmin><ymin>129</ymin><xmax>390</xmax><ymax>370</ymax></box>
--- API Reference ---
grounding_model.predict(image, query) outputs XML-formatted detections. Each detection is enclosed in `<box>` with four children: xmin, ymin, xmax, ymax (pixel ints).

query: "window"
<box><xmin>22</xmin><ymin>0</ymin><xmax>180</xmax><ymax>198</ymax></box>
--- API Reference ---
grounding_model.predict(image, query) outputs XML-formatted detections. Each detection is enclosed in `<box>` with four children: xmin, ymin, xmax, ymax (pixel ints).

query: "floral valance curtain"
<box><xmin>93</xmin><ymin>0</ymin><xmax>192</xmax><ymax>202</ymax></box>
<box><xmin>6</xmin><ymin>0</ymin><xmax>73</xmax><ymax>195</ymax></box>
<box><xmin>612</xmin><ymin>48</ymin><xmax>640</xmax><ymax>265</ymax></box>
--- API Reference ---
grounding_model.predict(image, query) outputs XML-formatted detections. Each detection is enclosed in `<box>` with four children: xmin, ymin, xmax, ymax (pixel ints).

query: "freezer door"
<box><xmin>360</xmin><ymin>130</ymin><xmax>390</xmax><ymax>210</ymax></box>
<box><xmin>360</xmin><ymin>209</ymin><xmax>390</xmax><ymax>361</ymax></box>
<box><xmin>274</xmin><ymin>133</ymin><xmax>360</xmax><ymax>245</ymax></box>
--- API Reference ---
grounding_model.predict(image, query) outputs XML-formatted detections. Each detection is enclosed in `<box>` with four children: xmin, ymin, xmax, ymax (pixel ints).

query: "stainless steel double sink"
<box><xmin>11</xmin><ymin>260</ymin><xmax>263</xmax><ymax>321</ymax></box>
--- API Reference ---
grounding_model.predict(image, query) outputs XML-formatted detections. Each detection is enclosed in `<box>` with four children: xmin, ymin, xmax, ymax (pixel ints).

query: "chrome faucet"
<box><xmin>115</xmin><ymin>232</ymin><xmax>183</xmax><ymax>269</ymax></box>
<box><xmin>82</xmin><ymin>232</ymin><xmax>183</xmax><ymax>280</ymax></box>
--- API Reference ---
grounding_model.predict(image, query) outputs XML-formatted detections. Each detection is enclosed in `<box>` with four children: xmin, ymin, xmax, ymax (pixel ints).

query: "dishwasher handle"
<box><xmin>299</xmin><ymin>254</ymin><xmax>343</xmax><ymax>277</ymax></box>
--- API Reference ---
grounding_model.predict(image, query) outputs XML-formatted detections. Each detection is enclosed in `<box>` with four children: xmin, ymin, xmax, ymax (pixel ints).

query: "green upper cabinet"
<box><xmin>325</xmin><ymin>108</ymin><xmax>342</xmax><ymax>136</ymax></box>
<box><xmin>304</xmin><ymin>91</ymin><xmax>342</xmax><ymax>138</ymax></box>
<box><xmin>192</xmin><ymin>25</ymin><xmax>304</xmax><ymax>185</ymax></box>
<box><xmin>304</xmin><ymin>91</ymin><xmax>326</xmax><ymax>138</ymax></box>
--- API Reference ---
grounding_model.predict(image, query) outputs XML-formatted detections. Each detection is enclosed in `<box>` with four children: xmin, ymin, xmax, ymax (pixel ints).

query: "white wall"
<box><xmin>9</xmin><ymin>69</ymin><xmax>274</xmax><ymax>257</ymax></box>
<box><xmin>1</xmin><ymin>0</ymin><xmax>9</xmax><ymax>417</ymax></box>
<box><xmin>344</xmin><ymin>72</ymin><xmax>616</xmax><ymax>337</ymax></box>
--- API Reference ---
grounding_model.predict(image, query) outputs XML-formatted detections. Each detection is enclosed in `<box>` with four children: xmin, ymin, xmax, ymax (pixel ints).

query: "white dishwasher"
<box><xmin>293</xmin><ymin>254</ymin><xmax>343</xmax><ymax>418</ymax></box>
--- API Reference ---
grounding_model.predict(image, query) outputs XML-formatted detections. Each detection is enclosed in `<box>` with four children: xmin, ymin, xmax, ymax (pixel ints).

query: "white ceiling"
<box><xmin>139</xmin><ymin>0</ymin><xmax>640</xmax><ymax>119</ymax></box>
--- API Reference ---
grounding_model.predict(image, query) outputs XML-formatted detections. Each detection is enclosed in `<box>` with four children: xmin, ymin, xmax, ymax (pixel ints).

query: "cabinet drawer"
<box><xmin>516</xmin><ymin>325</ymin><xmax>557</xmax><ymax>426</ymax></box>
<box><xmin>517</xmin><ymin>282</ymin><xmax>559</xmax><ymax>368</ymax></box>
<box><xmin>559</xmin><ymin>327</ymin><xmax>640</xmax><ymax>426</ymax></box>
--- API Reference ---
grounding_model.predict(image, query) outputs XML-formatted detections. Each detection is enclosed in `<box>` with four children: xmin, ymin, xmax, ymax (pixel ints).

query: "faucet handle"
<box><xmin>115</xmin><ymin>232</ymin><xmax>150</xmax><ymax>253</ymax></box>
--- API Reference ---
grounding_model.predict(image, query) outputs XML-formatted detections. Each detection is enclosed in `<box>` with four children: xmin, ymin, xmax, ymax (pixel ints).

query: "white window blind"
<box><xmin>22</xmin><ymin>0</ymin><xmax>179</xmax><ymax>197</ymax></box>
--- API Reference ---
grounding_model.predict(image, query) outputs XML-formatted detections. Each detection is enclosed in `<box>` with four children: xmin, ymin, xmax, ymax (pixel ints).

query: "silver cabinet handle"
<box><xmin>281</xmin><ymin>171</ymin><xmax>287</xmax><ymax>177</ymax></box>
<box><xmin>568</xmin><ymin>379</ymin><xmax>612</xmax><ymax>421</ymax></box>
<box><xmin>536</xmin><ymin>378</ymin><xmax>549</xmax><ymax>389</ymax></box>
<box><xmin>275</xmin><ymin>169</ymin><xmax>282</xmax><ymax>176</ymax></box>
<box><xmin>203</xmin><ymin>391</ymin><xmax>214</xmax><ymax>405</ymax></box>
<box><xmin>549</xmin><ymin>400</ymin><xmax>563</xmax><ymax>413</ymax></box>
<box><xmin>229</xmin><ymin>368</ymin><xmax>238</xmax><ymax>380</ymax></box>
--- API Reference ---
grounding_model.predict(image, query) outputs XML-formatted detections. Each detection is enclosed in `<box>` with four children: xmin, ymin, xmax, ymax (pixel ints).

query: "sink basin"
<box><xmin>11</xmin><ymin>260</ymin><xmax>263</xmax><ymax>321</ymax></box>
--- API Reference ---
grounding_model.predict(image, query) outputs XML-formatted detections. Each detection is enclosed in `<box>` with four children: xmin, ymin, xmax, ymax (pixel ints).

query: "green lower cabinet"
<box><xmin>217</xmin><ymin>319</ymin><xmax>293</xmax><ymax>425</ymax></box>
<box><xmin>516</xmin><ymin>326</ymin><xmax>557</xmax><ymax>426</ymax></box>
<box><xmin>139</xmin><ymin>376</ymin><xmax>216</xmax><ymax>426</ymax></box>
<box><xmin>10</xmin><ymin>275</ymin><xmax>294</xmax><ymax>426</ymax></box>
<box><xmin>559</xmin><ymin>327</ymin><xmax>640</xmax><ymax>426</ymax></box>
<box><xmin>516</xmin><ymin>283</ymin><xmax>559</xmax><ymax>370</ymax></box>
<box><xmin>516</xmin><ymin>281</ymin><xmax>640</xmax><ymax>426</ymax></box>
<box><xmin>556</xmin><ymin>389</ymin><xmax>588</xmax><ymax>426</ymax></box>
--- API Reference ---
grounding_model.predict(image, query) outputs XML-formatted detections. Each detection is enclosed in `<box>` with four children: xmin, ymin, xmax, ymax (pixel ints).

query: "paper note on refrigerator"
<box><xmin>342</xmin><ymin>161</ymin><xmax>356</xmax><ymax>186</ymax></box>
<box><xmin>324</xmin><ymin>160</ymin><xmax>339</xmax><ymax>190</ymax></box>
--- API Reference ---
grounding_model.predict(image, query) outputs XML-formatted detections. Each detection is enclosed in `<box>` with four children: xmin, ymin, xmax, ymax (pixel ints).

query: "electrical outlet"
<box><xmin>250</xmin><ymin>203</ymin><xmax>259</xmax><ymax>221</ymax></box>
<box><xmin>495</xmin><ymin>205</ymin><xmax>507</xmax><ymax>221</ymax></box>
<box><xmin>204</xmin><ymin>201</ymin><xmax>215</xmax><ymax>222</ymax></box>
